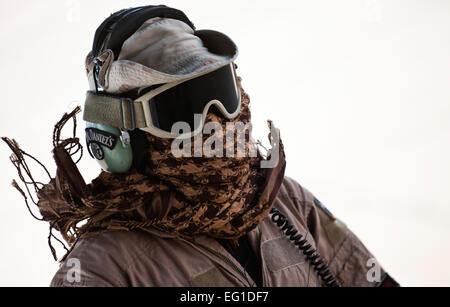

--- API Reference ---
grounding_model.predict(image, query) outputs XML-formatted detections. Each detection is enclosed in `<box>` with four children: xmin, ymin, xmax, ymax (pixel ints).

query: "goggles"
<box><xmin>84</xmin><ymin>63</ymin><xmax>241</xmax><ymax>139</ymax></box>
<box><xmin>139</xmin><ymin>63</ymin><xmax>241</xmax><ymax>138</ymax></box>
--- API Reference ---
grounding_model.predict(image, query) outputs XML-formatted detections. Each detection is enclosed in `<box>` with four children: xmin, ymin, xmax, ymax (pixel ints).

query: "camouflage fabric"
<box><xmin>83</xmin><ymin>81</ymin><xmax>269</xmax><ymax>240</ymax></box>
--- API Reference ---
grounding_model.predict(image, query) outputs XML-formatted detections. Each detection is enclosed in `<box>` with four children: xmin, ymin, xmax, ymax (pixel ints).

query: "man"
<box><xmin>3</xmin><ymin>5</ymin><xmax>398</xmax><ymax>287</ymax></box>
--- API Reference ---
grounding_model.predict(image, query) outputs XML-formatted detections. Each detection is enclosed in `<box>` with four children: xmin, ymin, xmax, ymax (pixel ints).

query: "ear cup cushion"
<box><xmin>130</xmin><ymin>129</ymin><xmax>149</xmax><ymax>173</ymax></box>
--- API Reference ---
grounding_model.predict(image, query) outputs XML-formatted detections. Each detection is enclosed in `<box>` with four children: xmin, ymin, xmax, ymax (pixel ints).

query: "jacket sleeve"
<box><xmin>283</xmin><ymin>177</ymin><xmax>399</xmax><ymax>287</ymax></box>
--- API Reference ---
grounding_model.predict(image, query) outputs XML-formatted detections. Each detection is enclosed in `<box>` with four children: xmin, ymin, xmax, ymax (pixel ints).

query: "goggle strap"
<box><xmin>83</xmin><ymin>91</ymin><xmax>147</xmax><ymax>130</ymax></box>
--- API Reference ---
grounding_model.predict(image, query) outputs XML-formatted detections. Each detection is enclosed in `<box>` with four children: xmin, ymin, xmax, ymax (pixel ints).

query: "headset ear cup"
<box><xmin>130</xmin><ymin>129</ymin><xmax>149</xmax><ymax>173</ymax></box>
<box><xmin>85</xmin><ymin>122</ymin><xmax>133</xmax><ymax>174</ymax></box>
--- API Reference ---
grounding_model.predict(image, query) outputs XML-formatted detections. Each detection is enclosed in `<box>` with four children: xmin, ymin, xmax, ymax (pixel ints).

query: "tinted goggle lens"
<box><xmin>147</xmin><ymin>64</ymin><xmax>240</xmax><ymax>133</ymax></box>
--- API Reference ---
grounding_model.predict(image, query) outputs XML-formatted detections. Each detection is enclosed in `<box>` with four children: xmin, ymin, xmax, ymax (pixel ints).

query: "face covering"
<box><xmin>2</xmin><ymin>80</ymin><xmax>286</xmax><ymax>260</ymax></box>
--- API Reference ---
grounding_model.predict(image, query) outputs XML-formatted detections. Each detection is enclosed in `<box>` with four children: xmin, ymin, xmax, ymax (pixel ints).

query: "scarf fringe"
<box><xmin>1</xmin><ymin>107</ymin><xmax>83</xmax><ymax>261</ymax></box>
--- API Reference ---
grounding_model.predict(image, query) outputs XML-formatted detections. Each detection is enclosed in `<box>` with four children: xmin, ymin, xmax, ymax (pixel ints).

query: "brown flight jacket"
<box><xmin>50</xmin><ymin>177</ymin><xmax>385</xmax><ymax>287</ymax></box>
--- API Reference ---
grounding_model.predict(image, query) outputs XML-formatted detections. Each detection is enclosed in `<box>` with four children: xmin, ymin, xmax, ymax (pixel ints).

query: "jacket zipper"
<box><xmin>184</xmin><ymin>238</ymin><xmax>256</xmax><ymax>287</ymax></box>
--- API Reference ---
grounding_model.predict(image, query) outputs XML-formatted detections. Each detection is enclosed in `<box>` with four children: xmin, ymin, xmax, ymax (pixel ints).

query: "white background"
<box><xmin>0</xmin><ymin>0</ymin><xmax>449</xmax><ymax>286</ymax></box>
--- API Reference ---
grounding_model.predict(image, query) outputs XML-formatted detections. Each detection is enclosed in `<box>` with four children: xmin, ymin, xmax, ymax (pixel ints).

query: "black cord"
<box><xmin>270</xmin><ymin>207</ymin><xmax>341</xmax><ymax>287</ymax></box>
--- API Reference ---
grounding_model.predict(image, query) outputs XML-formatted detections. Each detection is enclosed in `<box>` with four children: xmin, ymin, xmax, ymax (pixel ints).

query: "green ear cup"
<box><xmin>85</xmin><ymin>122</ymin><xmax>133</xmax><ymax>174</ymax></box>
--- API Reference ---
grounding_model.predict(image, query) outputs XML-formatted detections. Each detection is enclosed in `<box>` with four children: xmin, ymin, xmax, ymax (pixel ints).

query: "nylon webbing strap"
<box><xmin>83</xmin><ymin>91</ymin><xmax>148</xmax><ymax>130</ymax></box>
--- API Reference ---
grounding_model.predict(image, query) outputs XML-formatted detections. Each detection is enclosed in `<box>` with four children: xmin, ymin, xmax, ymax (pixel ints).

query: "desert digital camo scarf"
<box><xmin>2</xmin><ymin>81</ymin><xmax>286</xmax><ymax>260</ymax></box>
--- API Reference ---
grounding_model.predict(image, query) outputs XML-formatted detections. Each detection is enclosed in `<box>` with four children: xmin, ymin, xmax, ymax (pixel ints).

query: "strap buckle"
<box><xmin>92</xmin><ymin>57</ymin><xmax>102</xmax><ymax>93</ymax></box>
<box><xmin>119</xmin><ymin>98</ymin><xmax>136</xmax><ymax>131</ymax></box>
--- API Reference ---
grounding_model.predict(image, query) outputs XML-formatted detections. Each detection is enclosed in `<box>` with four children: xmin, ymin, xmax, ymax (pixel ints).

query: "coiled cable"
<box><xmin>270</xmin><ymin>207</ymin><xmax>341</xmax><ymax>287</ymax></box>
